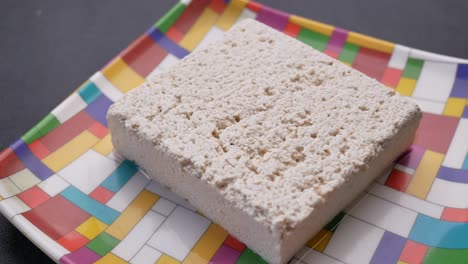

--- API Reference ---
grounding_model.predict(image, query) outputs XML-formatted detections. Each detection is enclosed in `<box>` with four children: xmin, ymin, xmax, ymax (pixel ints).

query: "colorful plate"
<box><xmin>1</xmin><ymin>0</ymin><xmax>468</xmax><ymax>263</ymax></box>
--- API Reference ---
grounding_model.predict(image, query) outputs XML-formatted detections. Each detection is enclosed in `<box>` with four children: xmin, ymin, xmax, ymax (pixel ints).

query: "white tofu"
<box><xmin>107</xmin><ymin>19</ymin><xmax>421</xmax><ymax>263</ymax></box>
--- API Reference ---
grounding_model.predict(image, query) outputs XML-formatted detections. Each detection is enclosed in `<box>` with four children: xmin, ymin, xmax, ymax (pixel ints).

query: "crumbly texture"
<box><xmin>108</xmin><ymin>19</ymin><xmax>421</xmax><ymax>263</ymax></box>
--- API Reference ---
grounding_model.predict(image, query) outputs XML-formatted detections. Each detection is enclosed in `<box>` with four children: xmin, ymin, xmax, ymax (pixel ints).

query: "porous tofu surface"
<box><xmin>108</xmin><ymin>19</ymin><xmax>421</xmax><ymax>263</ymax></box>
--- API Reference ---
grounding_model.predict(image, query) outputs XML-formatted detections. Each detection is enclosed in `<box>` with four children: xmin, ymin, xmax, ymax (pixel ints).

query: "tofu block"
<box><xmin>107</xmin><ymin>19</ymin><xmax>421</xmax><ymax>264</ymax></box>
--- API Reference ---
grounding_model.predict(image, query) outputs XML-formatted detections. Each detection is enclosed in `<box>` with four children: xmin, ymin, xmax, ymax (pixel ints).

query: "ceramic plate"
<box><xmin>1</xmin><ymin>0</ymin><xmax>468</xmax><ymax>263</ymax></box>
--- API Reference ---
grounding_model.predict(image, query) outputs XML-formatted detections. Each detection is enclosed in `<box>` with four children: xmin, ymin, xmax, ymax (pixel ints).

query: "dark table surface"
<box><xmin>1</xmin><ymin>0</ymin><xmax>467</xmax><ymax>263</ymax></box>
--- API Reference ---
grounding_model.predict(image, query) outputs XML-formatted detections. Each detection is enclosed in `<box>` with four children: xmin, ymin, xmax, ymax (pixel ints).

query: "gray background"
<box><xmin>0</xmin><ymin>0</ymin><xmax>467</xmax><ymax>263</ymax></box>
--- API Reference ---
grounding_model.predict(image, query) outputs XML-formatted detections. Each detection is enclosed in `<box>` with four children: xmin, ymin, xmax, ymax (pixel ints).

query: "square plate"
<box><xmin>1</xmin><ymin>0</ymin><xmax>468</xmax><ymax>263</ymax></box>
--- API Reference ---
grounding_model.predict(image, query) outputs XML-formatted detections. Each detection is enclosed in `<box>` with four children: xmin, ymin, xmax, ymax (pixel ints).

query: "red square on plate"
<box><xmin>28</xmin><ymin>140</ymin><xmax>50</xmax><ymax>160</ymax></box>
<box><xmin>89</xmin><ymin>186</ymin><xmax>114</xmax><ymax>204</ymax></box>
<box><xmin>166</xmin><ymin>27</ymin><xmax>185</xmax><ymax>43</ymax></box>
<box><xmin>385</xmin><ymin>169</ymin><xmax>411</xmax><ymax>192</ymax></box>
<box><xmin>413</xmin><ymin>113</ymin><xmax>459</xmax><ymax>154</ymax></box>
<box><xmin>352</xmin><ymin>47</ymin><xmax>391</xmax><ymax>80</ymax></box>
<box><xmin>23</xmin><ymin>195</ymin><xmax>90</xmax><ymax>240</ymax></box>
<box><xmin>0</xmin><ymin>148</ymin><xmax>25</xmax><ymax>179</ymax></box>
<box><xmin>88</xmin><ymin>122</ymin><xmax>108</xmax><ymax>139</ymax></box>
<box><xmin>283</xmin><ymin>22</ymin><xmax>301</xmax><ymax>38</ymax></box>
<box><xmin>400</xmin><ymin>240</ymin><xmax>428</xmax><ymax>264</ymax></box>
<box><xmin>172</xmin><ymin>0</ymin><xmax>211</xmax><ymax>33</ymax></box>
<box><xmin>208</xmin><ymin>0</ymin><xmax>226</xmax><ymax>14</ymax></box>
<box><xmin>441</xmin><ymin>207</ymin><xmax>468</xmax><ymax>222</ymax></box>
<box><xmin>224</xmin><ymin>235</ymin><xmax>246</xmax><ymax>252</ymax></box>
<box><xmin>247</xmin><ymin>1</ymin><xmax>263</xmax><ymax>13</ymax></box>
<box><xmin>57</xmin><ymin>231</ymin><xmax>89</xmax><ymax>252</ymax></box>
<box><xmin>381</xmin><ymin>68</ymin><xmax>403</xmax><ymax>88</ymax></box>
<box><xmin>324</xmin><ymin>50</ymin><xmax>339</xmax><ymax>59</ymax></box>
<box><xmin>121</xmin><ymin>34</ymin><xmax>168</xmax><ymax>78</ymax></box>
<box><xmin>18</xmin><ymin>186</ymin><xmax>50</xmax><ymax>208</ymax></box>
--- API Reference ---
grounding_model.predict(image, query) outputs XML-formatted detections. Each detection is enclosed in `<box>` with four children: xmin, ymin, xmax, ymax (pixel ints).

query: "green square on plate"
<box><xmin>297</xmin><ymin>28</ymin><xmax>330</xmax><ymax>52</ymax></box>
<box><xmin>236</xmin><ymin>248</ymin><xmax>268</xmax><ymax>264</ymax></box>
<box><xmin>338</xmin><ymin>42</ymin><xmax>360</xmax><ymax>64</ymax></box>
<box><xmin>21</xmin><ymin>114</ymin><xmax>61</xmax><ymax>144</ymax></box>
<box><xmin>402</xmin><ymin>58</ymin><xmax>424</xmax><ymax>79</ymax></box>
<box><xmin>86</xmin><ymin>232</ymin><xmax>120</xmax><ymax>256</ymax></box>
